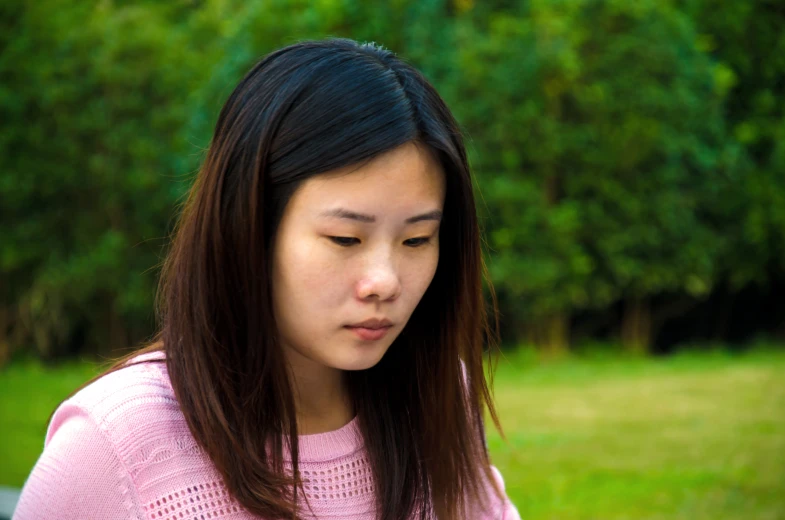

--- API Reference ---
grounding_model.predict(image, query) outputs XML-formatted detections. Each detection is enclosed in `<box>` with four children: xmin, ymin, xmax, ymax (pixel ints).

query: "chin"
<box><xmin>333</xmin><ymin>347</ymin><xmax>389</xmax><ymax>372</ymax></box>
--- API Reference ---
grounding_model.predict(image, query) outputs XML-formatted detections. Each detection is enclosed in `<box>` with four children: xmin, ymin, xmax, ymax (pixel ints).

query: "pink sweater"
<box><xmin>14</xmin><ymin>353</ymin><xmax>520</xmax><ymax>519</ymax></box>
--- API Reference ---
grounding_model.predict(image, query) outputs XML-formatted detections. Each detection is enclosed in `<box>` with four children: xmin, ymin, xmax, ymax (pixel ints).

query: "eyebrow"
<box><xmin>319</xmin><ymin>208</ymin><xmax>443</xmax><ymax>224</ymax></box>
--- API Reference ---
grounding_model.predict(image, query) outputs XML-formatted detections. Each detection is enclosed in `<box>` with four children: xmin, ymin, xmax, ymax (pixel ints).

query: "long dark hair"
<box><xmin>75</xmin><ymin>38</ymin><xmax>504</xmax><ymax>519</ymax></box>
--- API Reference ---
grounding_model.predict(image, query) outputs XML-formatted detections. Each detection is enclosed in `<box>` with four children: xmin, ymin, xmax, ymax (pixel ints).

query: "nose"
<box><xmin>355</xmin><ymin>257</ymin><xmax>402</xmax><ymax>302</ymax></box>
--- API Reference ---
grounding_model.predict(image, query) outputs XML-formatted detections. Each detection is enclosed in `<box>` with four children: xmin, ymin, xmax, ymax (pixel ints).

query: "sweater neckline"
<box><xmin>289</xmin><ymin>414</ymin><xmax>363</xmax><ymax>461</ymax></box>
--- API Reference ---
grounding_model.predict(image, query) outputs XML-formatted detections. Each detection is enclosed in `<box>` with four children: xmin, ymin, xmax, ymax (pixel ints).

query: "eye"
<box><xmin>403</xmin><ymin>237</ymin><xmax>431</xmax><ymax>247</ymax></box>
<box><xmin>329</xmin><ymin>236</ymin><xmax>360</xmax><ymax>247</ymax></box>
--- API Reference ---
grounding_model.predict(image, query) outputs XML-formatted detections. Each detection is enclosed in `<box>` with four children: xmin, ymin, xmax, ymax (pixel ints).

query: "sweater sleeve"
<box><xmin>13</xmin><ymin>403</ymin><xmax>145</xmax><ymax>520</ymax></box>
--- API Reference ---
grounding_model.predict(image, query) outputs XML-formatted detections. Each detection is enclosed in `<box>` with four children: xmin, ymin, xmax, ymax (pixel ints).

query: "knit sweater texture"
<box><xmin>14</xmin><ymin>352</ymin><xmax>520</xmax><ymax>519</ymax></box>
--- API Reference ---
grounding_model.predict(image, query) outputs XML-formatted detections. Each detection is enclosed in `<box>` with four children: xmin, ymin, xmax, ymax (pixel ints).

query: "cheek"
<box><xmin>279</xmin><ymin>239</ymin><xmax>348</xmax><ymax>308</ymax></box>
<box><xmin>403</xmin><ymin>251</ymin><xmax>439</xmax><ymax>302</ymax></box>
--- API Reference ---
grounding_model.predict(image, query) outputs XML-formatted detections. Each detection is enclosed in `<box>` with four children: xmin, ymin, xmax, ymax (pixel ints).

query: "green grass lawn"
<box><xmin>1</xmin><ymin>349</ymin><xmax>784</xmax><ymax>519</ymax></box>
<box><xmin>488</xmin><ymin>348</ymin><xmax>785</xmax><ymax>519</ymax></box>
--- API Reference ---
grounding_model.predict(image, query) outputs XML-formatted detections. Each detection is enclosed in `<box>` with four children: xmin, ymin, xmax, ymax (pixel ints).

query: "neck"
<box><xmin>284</xmin><ymin>347</ymin><xmax>354</xmax><ymax>435</ymax></box>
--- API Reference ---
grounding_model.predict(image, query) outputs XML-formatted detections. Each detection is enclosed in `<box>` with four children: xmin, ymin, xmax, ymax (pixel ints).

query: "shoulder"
<box><xmin>15</xmin><ymin>410</ymin><xmax>147</xmax><ymax>519</ymax></box>
<box><xmin>48</xmin><ymin>351</ymin><xmax>173</xmax><ymax>439</ymax></box>
<box><xmin>17</xmin><ymin>352</ymin><xmax>177</xmax><ymax>519</ymax></box>
<box><xmin>46</xmin><ymin>350</ymin><xmax>194</xmax><ymax>460</ymax></box>
<box><xmin>33</xmin><ymin>351</ymin><xmax>236</xmax><ymax>517</ymax></box>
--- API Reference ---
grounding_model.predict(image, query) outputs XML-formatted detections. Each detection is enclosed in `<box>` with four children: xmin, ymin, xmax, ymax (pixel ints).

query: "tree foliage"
<box><xmin>0</xmin><ymin>0</ymin><xmax>782</xmax><ymax>362</ymax></box>
<box><xmin>446</xmin><ymin>0</ymin><xmax>737</xmax><ymax>351</ymax></box>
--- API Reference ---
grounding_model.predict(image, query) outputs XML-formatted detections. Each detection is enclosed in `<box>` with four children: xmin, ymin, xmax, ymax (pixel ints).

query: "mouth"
<box><xmin>344</xmin><ymin>325</ymin><xmax>393</xmax><ymax>341</ymax></box>
<box><xmin>347</xmin><ymin>318</ymin><xmax>393</xmax><ymax>329</ymax></box>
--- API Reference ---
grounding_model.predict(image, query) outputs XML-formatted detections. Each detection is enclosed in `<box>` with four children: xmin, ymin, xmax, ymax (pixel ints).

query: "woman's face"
<box><xmin>271</xmin><ymin>141</ymin><xmax>445</xmax><ymax>373</ymax></box>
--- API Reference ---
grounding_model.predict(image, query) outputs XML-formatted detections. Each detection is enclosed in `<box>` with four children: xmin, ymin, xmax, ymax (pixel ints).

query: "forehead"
<box><xmin>291</xmin><ymin>142</ymin><xmax>446</xmax><ymax>215</ymax></box>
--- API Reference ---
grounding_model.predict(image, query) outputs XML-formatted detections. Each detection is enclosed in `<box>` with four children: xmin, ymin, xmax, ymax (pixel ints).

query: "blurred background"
<box><xmin>1</xmin><ymin>0</ymin><xmax>784</xmax><ymax>518</ymax></box>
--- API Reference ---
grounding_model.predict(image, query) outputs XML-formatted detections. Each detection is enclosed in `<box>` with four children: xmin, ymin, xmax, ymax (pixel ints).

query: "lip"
<box><xmin>347</xmin><ymin>318</ymin><xmax>393</xmax><ymax>329</ymax></box>
<box><xmin>345</xmin><ymin>325</ymin><xmax>392</xmax><ymax>341</ymax></box>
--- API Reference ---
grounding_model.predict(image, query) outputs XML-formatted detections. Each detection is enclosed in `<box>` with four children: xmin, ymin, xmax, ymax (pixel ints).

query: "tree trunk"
<box><xmin>104</xmin><ymin>299</ymin><xmax>129</xmax><ymax>357</ymax></box>
<box><xmin>712</xmin><ymin>286</ymin><xmax>733</xmax><ymax>342</ymax></box>
<box><xmin>543</xmin><ymin>312</ymin><xmax>569</xmax><ymax>357</ymax></box>
<box><xmin>621</xmin><ymin>297</ymin><xmax>651</xmax><ymax>354</ymax></box>
<box><xmin>0</xmin><ymin>305</ymin><xmax>9</xmax><ymax>368</ymax></box>
<box><xmin>518</xmin><ymin>312</ymin><xmax>570</xmax><ymax>358</ymax></box>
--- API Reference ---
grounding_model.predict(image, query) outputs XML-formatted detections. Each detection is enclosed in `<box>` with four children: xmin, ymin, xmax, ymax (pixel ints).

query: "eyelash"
<box><xmin>328</xmin><ymin>237</ymin><xmax>431</xmax><ymax>247</ymax></box>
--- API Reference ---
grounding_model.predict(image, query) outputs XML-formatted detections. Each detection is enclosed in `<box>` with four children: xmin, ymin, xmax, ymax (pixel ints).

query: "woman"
<box><xmin>14</xmin><ymin>38</ymin><xmax>520</xmax><ymax>519</ymax></box>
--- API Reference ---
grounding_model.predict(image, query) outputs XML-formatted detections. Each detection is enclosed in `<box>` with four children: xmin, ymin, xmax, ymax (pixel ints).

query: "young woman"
<box><xmin>14</xmin><ymin>38</ymin><xmax>520</xmax><ymax>520</ymax></box>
